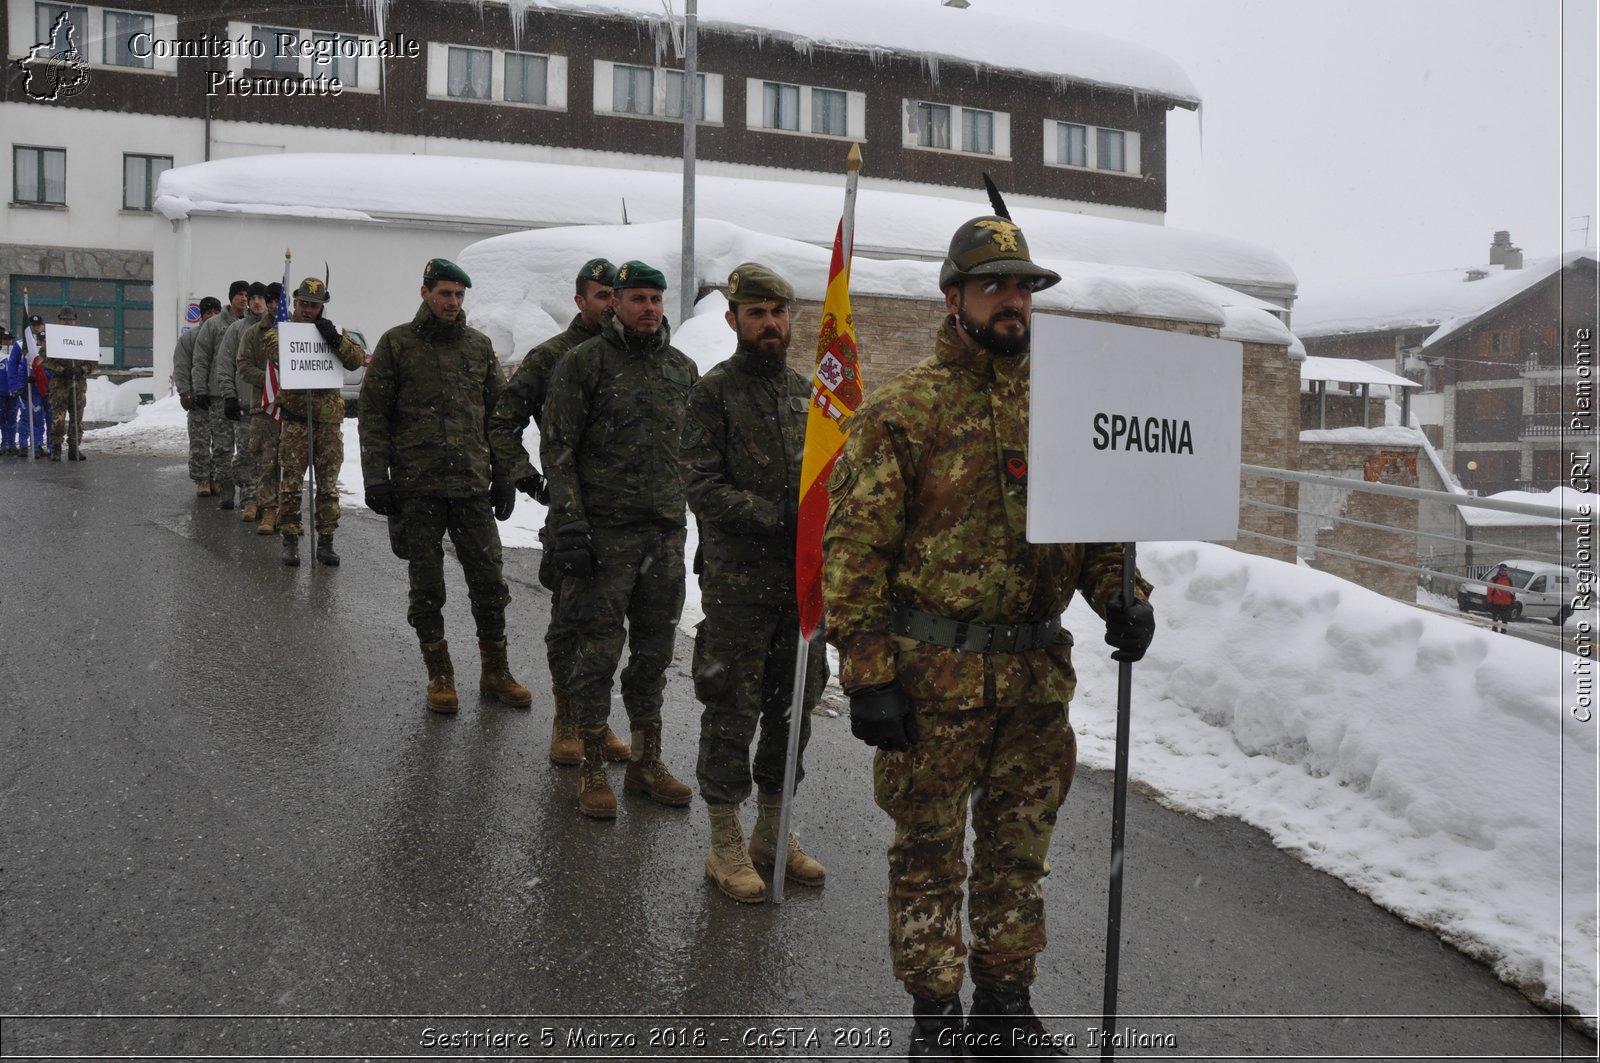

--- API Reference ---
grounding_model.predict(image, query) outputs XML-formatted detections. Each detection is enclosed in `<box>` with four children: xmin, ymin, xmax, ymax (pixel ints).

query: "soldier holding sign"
<box><xmin>822</xmin><ymin>216</ymin><xmax>1155</xmax><ymax>1055</ymax></box>
<box><xmin>43</xmin><ymin>306</ymin><xmax>93</xmax><ymax>461</ymax></box>
<box><xmin>275</xmin><ymin>276</ymin><xmax>364</xmax><ymax>567</ymax></box>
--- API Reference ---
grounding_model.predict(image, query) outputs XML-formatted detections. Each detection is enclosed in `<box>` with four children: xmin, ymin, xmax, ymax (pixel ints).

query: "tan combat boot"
<box><xmin>240</xmin><ymin>501</ymin><xmax>259</xmax><ymax>523</ymax></box>
<box><xmin>749</xmin><ymin>791</ymin><xmax>826</xmax><ymax>887</ymax></box>
<box><xmin>477</xmin><ymin>638</ymin><xmax>532</xmax><ymax>708</ymax></box>
<box><xmin>622</xmin><ymin>721</ymin><xmax>693</xmax><ymax>807</ymax></box>
<box><xmin>705</xmin><ymin>804</ymin><xmax>767</xmax><ymax>903</ymax></box>
<box><xmin>550</xmin><ymin>688</ymin><xmax>581</xmax><ymax>766</ymax></box>
<box><xmin>255</xmin><ymin>507</ymin><xmax>278</xmax><ymax>535</ymax></box>
<box><xmin>420</xmin><ymin>639</ymin><xmax>458</xmax><ymax>713</ymax></box>
<box><xmin>577</xmin><ymin>727</ymin><xmax>617</xmax><ymax>819</ymax></box>
<box><xmin>195</xmin><ymin>481</ymin><xmax>211</xmax><ymax>497</ymax></box>
<box><xmin>600</xmin><ymin>724</ymin><xmax>632</xmax><ymax>762</ymax></box>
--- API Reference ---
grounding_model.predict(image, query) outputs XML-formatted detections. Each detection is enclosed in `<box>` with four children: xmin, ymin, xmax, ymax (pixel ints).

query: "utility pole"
<box><xmin>679</xmin><ymin>0</ymin><xmax>697</xmax><ymax>324</ymax></box>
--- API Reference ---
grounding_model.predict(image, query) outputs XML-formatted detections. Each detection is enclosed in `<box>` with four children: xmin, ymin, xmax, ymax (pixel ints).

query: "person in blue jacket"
<box><xmin>1</xmin><ymin>325</ymin><xmax>25</xmax><ymax>456</ymax></box>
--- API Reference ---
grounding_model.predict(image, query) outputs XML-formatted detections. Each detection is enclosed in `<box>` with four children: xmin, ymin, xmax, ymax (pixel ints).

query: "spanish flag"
<box><xmin>795</xmin><ymin>220</ymin><xmax>864</xmax><ymax>639</ymax></box>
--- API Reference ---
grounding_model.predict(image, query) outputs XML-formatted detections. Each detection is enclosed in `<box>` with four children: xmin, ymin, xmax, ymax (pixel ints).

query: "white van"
<box><xmin>1457</xmin><ymin>560</ymin><xmax>1579</xmax><ymax>625</ymax></box>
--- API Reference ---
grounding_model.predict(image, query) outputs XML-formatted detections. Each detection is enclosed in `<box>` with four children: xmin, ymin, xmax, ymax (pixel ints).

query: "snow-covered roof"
<box><xmin>1300</xmin><ymin>355</ymin><xmax>1417</xmax><ymax>388</ymax></box>
<box><xmin>452</xmin><ymin>216</ymin><xmax>1297</xmax><ymax>360</ymax></box>
<box><xmin>154</xmin><ymin>154</ymin><xmax>1296</xmax><ymax>294</ymax></box>
<box><xmin>1456</xmin><ymin>486</ymin><xmax>1595</xmax><ymax>529</ymax></box>
<box><xmin>413</xmin><ymin>0</ymin><xmax>1201</xmax><ymax>106</ymax></box>
<box><xmin>1292</xmin><ymin>250</ymin><xmax>1597</xmax><ymax>347</ymax></box>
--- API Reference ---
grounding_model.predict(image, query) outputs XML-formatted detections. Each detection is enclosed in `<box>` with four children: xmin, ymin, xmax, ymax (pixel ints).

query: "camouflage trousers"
<box><xmin>554</xmin><ymin>523</ymin><xmax>686</xmax><ymax>730</ymax></box>
<box><xmin>250</xmin><ymin>413</ymin><xmax>281</xmax><ymax>515</ymax></box>
<box><xmin>693</xmin><ymin>603</ymin><xmax>827</xmax><ymax>805</ymax></box>
<box><xmin>277</xmin><ymin>418</ymin><xmax>343</xmax><ymax>537</ymax></box>
<box><xmin>48</xmin><ymin>376</ymin><xmax>86</xmax><ymax>453</ymax></box>
<box><xmin>386</xmin><ymin>495</ymin><xmax>508</xmax><ymax>644</ymax></box>
<box><xmin>186</xmin><ymin>407</ymin><xmax>213</xmax><ymax>482</ymax></box>
<box><xmin>208</xmin><ymin>402</ymin><xmax>236</xmax><ymax>490</ymax></box>
<box><xmin>873</xmin><ymin>700</ymin><xmax>1078</xmax><ymax>1001</ymax></box>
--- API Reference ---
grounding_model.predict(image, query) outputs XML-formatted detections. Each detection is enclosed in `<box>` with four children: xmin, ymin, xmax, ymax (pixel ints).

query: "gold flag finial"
<box><xmin>847</xmin><ymin>143</ymin><xmax>862</xmax><ymax>172</ymax></box>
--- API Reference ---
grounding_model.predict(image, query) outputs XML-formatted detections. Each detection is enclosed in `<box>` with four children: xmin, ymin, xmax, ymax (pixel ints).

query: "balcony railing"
<box><xmin>1520</xmin><ymin>354</ymin><xmax>1568</xmax><ymax>376</ymax></box>
<box><xmin>1521</xmin><ymin>412</ymin><xmax>1574</xmax><ymax>439</ymax></box>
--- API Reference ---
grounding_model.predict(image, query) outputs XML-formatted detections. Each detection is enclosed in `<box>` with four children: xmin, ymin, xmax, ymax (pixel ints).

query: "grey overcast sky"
<box><xmin>985</xmin><ymin>0</ymin><xmax>1598</xmax><ymax>293</ymax></box>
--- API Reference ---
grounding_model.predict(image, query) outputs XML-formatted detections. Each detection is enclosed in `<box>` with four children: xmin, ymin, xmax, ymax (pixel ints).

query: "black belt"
<box><xmin>890</xmin><ymin>602</ymin><xmax>1061</xmax><ymax>654</ymax></box>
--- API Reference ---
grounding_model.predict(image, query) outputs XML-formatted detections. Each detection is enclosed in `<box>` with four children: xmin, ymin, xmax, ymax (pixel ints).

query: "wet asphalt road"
<box><xmin>0</xmin><ymin>452</ymin><xmax>1592</xmax><ymax>1062</ymax></box>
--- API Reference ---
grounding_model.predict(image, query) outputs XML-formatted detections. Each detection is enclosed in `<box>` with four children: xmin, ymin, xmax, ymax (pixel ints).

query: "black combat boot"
<box><xmin>315</xmin><ymin>535</ymin><xmax>340</xmax><ymax>567</ymax></box>
<box><xmin>218</xmin><ymin>483</ymin><xmax>234</xmax><ymax>509</ymax></box>
<box><xmin>281</xmin><ymin>534</ymin><xmax>301</xmax><ymax>567</ymax></box>
<box><xmin>966</xmin><ymin>985</ymin><xmax>1064</xmax><ymax>1057</ymax></box>
<box><xmin>49</xmin><ymin>448</ymin><xmax>61</xmax><ymax>462</ymax></box>
<box><xmin>909</xmin><ymin>995</ymin><xmax>965</xmax><ymax>1059</ymax></box>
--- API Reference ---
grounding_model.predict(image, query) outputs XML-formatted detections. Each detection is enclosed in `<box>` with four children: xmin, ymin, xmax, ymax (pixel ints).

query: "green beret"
<box><xmin>577</xmin><ymin>258</ymin><xmax>617</xmax><ymax>288</ymax></box>
<box><xmin>423</xmin><ymin>257</ymin><xmax>472</xmax><ymax>288</ymax></box>
<box><xmin>726</xmin><ymin>261</ymin><xmax>794</xmax><ymax>305</ymax></box>
<box><xmin>612</xmin><ymin>260</ymin><xmax>667</xmax><ymax>291</ymax></box>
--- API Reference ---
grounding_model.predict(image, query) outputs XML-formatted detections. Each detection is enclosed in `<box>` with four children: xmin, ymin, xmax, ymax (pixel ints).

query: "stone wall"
<box><xmin>1297</xmin><ymin>441</ymin><xmax>1421</xmax><ymax>602</ymax></box>
<box><xmin>1</xmin><ymin>242</ymin><xmax>152</xmax><ymax>334</ymax></box>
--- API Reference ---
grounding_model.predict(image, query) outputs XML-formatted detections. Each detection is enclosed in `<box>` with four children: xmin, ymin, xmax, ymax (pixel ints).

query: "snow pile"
<box><xmin>84</xmin><ymin>393</ymin><xmax>188</xmax><ymax>454</ymax></box>
<box><xmin>83</xmin><ymin>376</ymin><xmax>150</xmax><ymax>423</ymax></box>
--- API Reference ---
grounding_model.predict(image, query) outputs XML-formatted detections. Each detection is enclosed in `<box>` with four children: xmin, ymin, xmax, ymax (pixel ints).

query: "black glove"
<box><xmin>179</xmin><ymin>394</ymin><xmax>193</xmax><ymax>412</ymax></box>
<box><xmin>848</xmin><ymin>683</ymin><xmax>918</xmax><ymax>752</ymax></box>
<box><xmin>193</xmin><ymin>394</ymin><xmax>210</xmax><ymax>411</ymax></box>
<box><xmin>223</xmin><ymin>397</ymin><xmax>241</xmax><ymax>421</ymax></box>
<box><xmin>491</xmin><ymin>480</ymin><xmax>516</xmax><ymax>522</ymax></box>
<box><xmin>516</xmin><ymin>472</ymin><xmax>549</xmax><ymax>505</ymax></box>
<box><xmin>365</xmin><ymin>482</ymin><xmax>397</xmax><ymax>517</ymax></box>
<box><xmin>552</xmin><ymin>521</ymin><xmax>595</xmax><ymax>580</ymax></box>
<box><xmin>313</xmin><ymin>316</ymin><xmax>341</xmax><ymax>347</ymax></box>
<box><xmin>1104</xmin><ymin>590</ymin><xmax>1155</xmax><ymax>663</ymax></box>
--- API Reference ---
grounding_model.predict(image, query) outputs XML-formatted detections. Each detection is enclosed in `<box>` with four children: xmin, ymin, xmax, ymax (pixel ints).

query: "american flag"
<box><xmin>262</xmin><ymin>254</ymin><xmax>290</xmax><ymax>422</ymax></box>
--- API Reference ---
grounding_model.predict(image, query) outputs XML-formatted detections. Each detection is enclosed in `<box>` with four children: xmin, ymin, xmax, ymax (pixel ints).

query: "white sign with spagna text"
<box><xmin>277</xmin><ymin>323</ymin><xmax>343</xmax><ymax>390</ymax></box>
<box><xmin>44</xmin><ymin>323</ymin><xmax>101</xmax><ymax>362</ymax></box>
<box><xmin>1027</xmin><ymin>314</ymin><xmax>1243</xmax><ymax>543</ymax></box>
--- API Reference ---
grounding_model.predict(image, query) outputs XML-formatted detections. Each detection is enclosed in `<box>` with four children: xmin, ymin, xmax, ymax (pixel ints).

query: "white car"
<box><xmin>1456</xmin><ymin>560</ymin><xmax>1579</xmax><ymax>625</ymax></box>
<box><xmin>339</xmin><ymin>329</ymin><xmax>369</xmax><ymax>417</ymax></box>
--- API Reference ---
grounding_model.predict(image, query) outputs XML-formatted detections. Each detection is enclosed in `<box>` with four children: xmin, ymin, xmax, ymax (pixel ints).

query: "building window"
<box><xmin>1490</xmin><ymin>329</ymin><xmax>1519</xmax><ymax>354</ymax></box>
<box><xmin>103</xmin><ymin>9</ymin><xmax>152</xmax><ymax>68</ymax></box>
<box><xmin>446</xmin><ymin>46</ymin><xmax>490</xmax><ymax>99</ymax></box>
<box><xmin>250</xmin><ymin>26</ymin><xmax>299</xmax><ymax>72</ymax></box>
<box><xmin>13</xmin><ymin>146</ymin><xmax>66</xmax><ymax>205</ymax></box>
<box><xmin>1056</xmin><ymin>122</ymin><xmax>1087</xmax><ymax>167</ymax></box>
<box><xmin>35</xmin><ymin>3</ymin><xmax>86</xmax><ymax>48</ymax></box>
<box><xmin>762</xmin><ymin>81</ymin><xmax>800</xmax><ymax>131</ymax></box>
<box><xmin>916</xmin><ymin>102</ymin><xmax>952</xmax><ymax>149</ymax></box>
<box><xmin>962</xmin><ymin>108</ymin><xmax>995</xmax><ymax>155</ymax></box>
<box><xmin>1097</xmin><ymin>128</ymin><xmax>1126</xmax><ymax>172</ymax></box>
<box><xmin>122</xmin><ymin>153</ymin><xmax>170</xmax><ymax>211</ymax></box>
<box><xmin>311</xmin><ymin>33</ymin><xmax>360</xmax><ymax>85</ymax></box>
<box><xmin>811</xmin><ymin>87</ymin><xmax>847</xmax><ymax>137</ymax></box>
<box><xmin>664</xmin><ymin>69</ymin><xmax>706</xmax><ymax>120</ymax></box>
<box><xmin>612</xmin><ymin>63</ymin><xmax>654</xmax><ymax>115</ymax></box>
<box><xmin>505</xmin><ymin>51</ymin><xmax>548</xmax><ymax>104</ymax></box>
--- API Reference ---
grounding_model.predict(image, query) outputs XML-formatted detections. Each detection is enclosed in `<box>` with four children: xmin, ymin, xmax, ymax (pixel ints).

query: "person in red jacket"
<box><xmin>1486</xmin><ymin>563</ymin><xmax>1517</xmax><ymax>633</ymax></box>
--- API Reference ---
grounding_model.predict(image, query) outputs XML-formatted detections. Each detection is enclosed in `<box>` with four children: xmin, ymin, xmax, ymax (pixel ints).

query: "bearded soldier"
<box><xmin>488</xmin><ymin>257</ymin><xmax>630</xmax><ymax>766</ymax></box>
<box><xmin>823</xmin><ymin>216</ymin><xmax>1156</xmax><ymax>1056</ymax></box>
<box><xmin>359</xmin><ymin>258</ymin><xmax>532</xmax><ymax>715</ymax></box>
<box><xmin>681</xmin><ymin>263</ymin><xmax>827</xmax><ymax>903</ymax></box>
<box><xmin>540</xmin><ymin>260</ymin><xmax>698</xmax><ymax>820</ymax></box>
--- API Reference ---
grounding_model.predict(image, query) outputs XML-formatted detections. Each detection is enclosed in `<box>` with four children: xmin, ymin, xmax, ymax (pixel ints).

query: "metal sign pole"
<box><xmin>1099</xmin><ymin>540</ymin><xmax>1137</xmax><ymax>1059</ymax></box>
<box><xmin>770</xmin><ymin>627</ymin><xmax>812</xmax><ymax>904</ymax></box>
<box><xmin>305</xmin><ymin>402</ymin><xmax>316</xmax><ymax>563</ymax></box>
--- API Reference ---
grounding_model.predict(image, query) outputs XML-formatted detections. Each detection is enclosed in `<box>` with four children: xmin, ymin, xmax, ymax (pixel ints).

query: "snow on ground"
<box><xmin>87</xmin><ymin>395</ymin><xmax>1599</xmax><ymax>1028</ymax></box>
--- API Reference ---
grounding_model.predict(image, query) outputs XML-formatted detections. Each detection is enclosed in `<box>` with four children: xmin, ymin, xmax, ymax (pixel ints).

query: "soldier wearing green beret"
<box><xmin>489</xmin><ymin>258</ymin><xmax>632</xmax><ymax>768</ymax></box>
<box><xmin>358</xmin><ymin>257</ymin><xmax>534</xmax><ymax>715</ymax></box>
<box><xmin>540</xmin><ymin>259</ymin><xmax>699</xmax><ymax>820</ymax></box>
<box><xmin>680</xmin><ymin>262</ymin><xmax>828</xmax><ymax>903</ymax></box>
<box><xmin>823</xmin><ymin>216</ymin><xmax>1156</xmax><ymax>1054</ymax></box>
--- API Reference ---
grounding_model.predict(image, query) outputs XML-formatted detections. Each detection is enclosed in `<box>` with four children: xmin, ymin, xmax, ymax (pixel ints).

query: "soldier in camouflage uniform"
<box><xmin>43</xmin><ymin>306</ymin><xmax>93</xmax><ymax>461</ymax></box>
<box><xmin>489</xmin><ymin>257</ymin><xmax>631</xmax><ymax>766</ymax></box>
<box><xmin>236</xmin><ymin>284</ymin><xmax>285</xmax><ymax>536</ymax></box>
<box><xmin>273</xmin><ymin>276</ymin><xmax>365</xmax><ymax>567</ymax></box>
<box><xmin>214</xmin><ymin>282</ymin><xmax>270</xmax><ymax>519</ymax></box>
<box><xmin>541</xmin><ymin>260</ymin><xmax>698</xmax><ymax>820</ymax></box>
<box><xmin>191</xmin><ymin>284</ymin><xmax>249</xmax><ymax>487</ymax></box>
<box><xmin>822</xmin><ymin>216</ymin><xmax>1156</xmax><ymax>1057</ymax></box>
<box><xmin>682</xmin><ymin>263</ymin><xmax>828</xmax><ymax>904</ymax></box>
<box><xmin>174</xmin><ymin>296</ymin><xmax>223</xmax><ymax>491</ymax></box>
<box><xmin>358</xmin><ymin>257</ymin><xmax>532</xmax><ymax>715</ymax></box>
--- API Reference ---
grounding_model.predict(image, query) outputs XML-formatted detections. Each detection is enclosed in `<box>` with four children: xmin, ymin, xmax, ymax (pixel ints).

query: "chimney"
<box><xmin>1489</xmin><ymin>230</ymin><xmax>1523</xmax><ymax>269</ymax></box>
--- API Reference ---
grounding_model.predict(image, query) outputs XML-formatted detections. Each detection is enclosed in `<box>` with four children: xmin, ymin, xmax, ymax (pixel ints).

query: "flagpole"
<box><xmin>22</xmin><ymin>287</ymin><xmax>35</xmax><ymax>462</ymax></box>
<box><xmin>773</xmin><ymin>143</ymin><xmax>862</xmax><ymax>905</ymax></box>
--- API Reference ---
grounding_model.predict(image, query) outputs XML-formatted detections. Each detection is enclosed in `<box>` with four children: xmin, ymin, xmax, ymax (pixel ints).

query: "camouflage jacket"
<box><xmin>358</xmin><ymin>303</ymin><xmax>512</xmax><ymax>498</ymax></box>
<box><xmin>488</xmin><ymin>313</ymin><xmax>601</xmax><ymax>484</ymax></box>
<box><xmin>40</xmin><ymin>330</ymin><xmax>93</xmax><ymax>381</ymax></box>
<box><xmin>235</xmin><ymin>320</ymin><xmax>273</xmax><ymax>413</ymax></box>
<box><xmin>190</xmin><ymin>309</ymin><xmax>242</xmax><ymax>398</ymax></box>
<box><xmin>682</xmin><ymin>345</ymin><xmax>810</xmax><ymax>606</ymax></box>
<box><xmin>172</xmin><ymin>326</ymin><xmax>202</xmax><ymax>399</ymax></box>
<box><xmin>822</xmin><ymin>318</ymin><xmax>1150</xmax><ymax>710</ymax></box>
<box><xmin>541</xmin><ymin>314</ymin><xmax>698</xmax><ymax>531</ymax></box>
<box><xmin>215</xmin><ymin>312</ymin><xmax>263</xmax><ymax>402</ymax></box>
